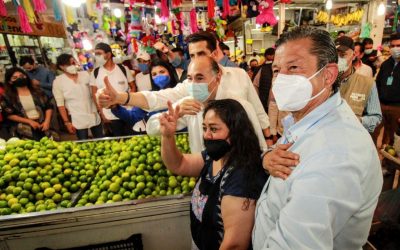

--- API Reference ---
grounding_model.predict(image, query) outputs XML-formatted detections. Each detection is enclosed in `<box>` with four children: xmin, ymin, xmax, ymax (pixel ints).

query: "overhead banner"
<box><xmin>0</xmin><ymin>15</ymin><xmax>66</xmax><ymax>38</ymax></box>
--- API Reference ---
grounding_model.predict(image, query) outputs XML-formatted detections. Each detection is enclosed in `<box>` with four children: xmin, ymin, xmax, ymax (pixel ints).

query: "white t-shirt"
<box><xmin>355</xmin><ymin>63</ymin><xmax>373</xmax><ymax>78</ymax></box>
<box><xmin>53</xmin><ymin>71</ymin><xmax>101</xmax><ymax>129</ymax></box>
<box><xmin>90</xmin><ymin>65</ymin><xmax>133</xmax><ymax>120</ymax></box>
<box><xmin>135</xmin><ymin>72</ymin><xmax>152</xmax><ymax>92</ymax></box>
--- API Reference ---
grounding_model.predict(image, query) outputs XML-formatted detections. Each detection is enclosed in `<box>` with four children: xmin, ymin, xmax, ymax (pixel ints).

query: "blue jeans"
<box><xmin>76</xmin><ymin>123</ymin><xmax>104</xmax><ymax>140</ymax></box>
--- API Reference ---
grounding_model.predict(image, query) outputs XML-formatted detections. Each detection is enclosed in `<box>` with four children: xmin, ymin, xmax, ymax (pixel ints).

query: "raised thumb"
<box><xmin>104</xmin><ymin>76</ymin><xmax>114</xmax><ymax>92</ymax></box>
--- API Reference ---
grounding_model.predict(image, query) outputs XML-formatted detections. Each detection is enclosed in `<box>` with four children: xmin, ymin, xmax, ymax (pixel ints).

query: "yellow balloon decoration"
<box><xmin>65</xmin><ymin>6</ymin><xmax>75</xmax><ymax>24</ymax></box>
<box><xmin>22</xmin><ymin>0</ymin><xmax>35</xmax><ymax>23</ymax></box>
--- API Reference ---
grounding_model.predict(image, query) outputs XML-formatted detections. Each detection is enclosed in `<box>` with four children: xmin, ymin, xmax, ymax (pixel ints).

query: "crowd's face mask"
<box><xmin>138</xmin><ymin>63</ymin><xmax>149</xmax><ymax>73</ymax></box>
<box><xmin>95</xmin><ymin>54</ymin><xmax>107</xmax><ymax>67</ymax></box>
<box><xmin>12</xmin><ymin>77</ymin><xmax>29</xmax><ymax>88</ymax></box>
<box><xmin>364</xmin><ymin>48</ymin><xmax>373</xmax><ymax>55</ymax></box>
<box><xmin>272</xmin><ymin>66</ymin><xmax>327</xmax><ymax>112</ymax></box>
<box><xmin>188</xmin><ymin>77</ymin><xmax>218</xmax><ymax>102</ymax></box>
<box><xmin>203</xmin><ymin>139</ymin><xmax>231</xmax><ymax>161</ymax></box>
<box><xmin>390</xmin><ymin>47</ymin><xmax>400</xmax><ymax>60</ymax></box>
<box><xmin>65</xmin><ymin>65</ymin><xmax>79</xmax><ymax>75</ymax></box>
<box><xmin>338</xmin><ymin>56</ymin><xmax>350</xmax><ymax>73</ymax></box>
<box><xmin>169</xmin><ymin>56</ymin><xmax>182</xmax><ymax>68</ymax></box>
<box><xmin>153</xmin><ymin>75</ymin><xmax>170</xmax><ymax>89</ymax></box>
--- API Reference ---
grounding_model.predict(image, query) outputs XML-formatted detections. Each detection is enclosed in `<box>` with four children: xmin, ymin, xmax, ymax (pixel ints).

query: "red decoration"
<box><xmin>17</xmin><ymin>6</ymin><xmax>32</xmax><ymax>33</ymax></box>
<box><xmin>161</xmin><ymin>0</ymin><xmax>169</xmax><ymax>19</ymax></box>
<box><xmin>0</xmin><ymin>0</ymin><xmax>7</xmax><ymax>16</ymax></box>
<box><xmin>190</xmin><ymin>8</ymin><xmax>198</xmax><ymax>33</ymax></box>
<box><xmin>207</xmin><ymin>0</ymin><xmax>215</xmax><ymax>19</ymax></box>
<box><xmin>222</xmin><ymin>0</ymin><xmax>230</xmax><ymax>18</ymax></box>
<box><xmin>280</xmin><ymin>0</ymin><xmax>291</xmax><ymax>3</ymax></box>
<box><xmin>172</xmin><ymin>0</ymin><xmax>181</xmax><ymax>8</ymax></box>
<box><xmin>32</xmin><ymin>0</ymin><xmax>47</xmax><ymax>13</ymax></box>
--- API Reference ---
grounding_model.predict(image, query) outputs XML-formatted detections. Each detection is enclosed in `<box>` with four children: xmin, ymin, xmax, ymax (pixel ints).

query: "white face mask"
<box><xmin>390</xmin><ymin>47</ymin><xmax>400</xmax><ymax>60</ymax></box>
<box><xmin>95</xmin><ymin>55</ymin><xmax>107</xmax><ymax>67</ymax></box>
<box><xmin>272</xmin><ymin>66</ymin><xmax>326</xmax><ymax>112</ymax></box>
<box><xmin>65</xmin><ymin>65</ymin><xmax>79</xmax><ymax>75</ymax></box>
<box><xmin>364</xmin><ymin>48</ymin><xmax>373</xmax><ymax>55</ymax></box>
<box><xmin>338</xmin><ymin>57</ymin><xmax>349</xmax><ymax>73</ymax></box>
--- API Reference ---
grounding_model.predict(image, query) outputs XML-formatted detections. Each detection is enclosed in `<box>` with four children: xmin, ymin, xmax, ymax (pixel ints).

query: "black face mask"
<box><xmin>204</xmin><ymin>139</ymin><xmax>231</xmax><ymax>161</ymax></box>
<box><xmin>12</xmin><ymin>78</ymin><xmax>29</xmax><ymax>88</ymax></box>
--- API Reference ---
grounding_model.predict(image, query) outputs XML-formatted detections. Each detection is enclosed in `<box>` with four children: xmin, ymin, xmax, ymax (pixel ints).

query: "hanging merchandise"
<box><xmin>0</xmin><ymin>0</ymin><xmax>7</xmax><ymax>16</ymax></box>
<box><xmin>360</xmin><ymin>22</ymin><xmax>372</xmax><ymax>39</ymax></box>
<box><xmin>13</xmin><ymin>0</ymin><xmax>33</xmax><ymax>33</ymax></box>
<box><xmin>103</xmin><ymin>14</ymin><xmax>111</xmax><ymax>34</ymax></box>
<box><xmin>86</xmin><ymin>0</ymin><xmax>96</xmax><ymax>17</ymax></box>
<box><xmin>280</xmin><ymin>0</ymin><xmax>291</xmax><ymax>3</ymax></box>
<box><xmin>161</xmin><ymin>0</ymin><xmax>169</xmax><ymax>20</ymax></box>
<box><xmin>316</xmin><ymin>9</ymin><xmax>364</xmax><ymax>26</ymax></box>
<box><xmin>22</xmin><ymin>0</ymin><xmax>36</xmax><ymax>23</ymax></box>
<box><xmin>32</xmin><ymin>0</ymin><xmax>47</xmax><ymax>13</ymax></box>
<box><xmin>243</xmin><ymin>0</ymin><xmax>259</xmax><ymax>18</ymax></box>
<box><xmin>190</xmin><ymin>8</ymin><xmax>198</xmax><ymax>33</ymax></box>
<box><xmin>52</xmin><ymin>0</ymin><xmax>62</xmax><ymax>21</ymax></box>
<box><xmin>222</xmin><ymin>0</ymin><xmax>230</xmax><ymax>18</ymax></box>
<box><xmin>172</xmin><ymin>0</ymin><xmax>181</xmax><ymax>8</ymax></box>
<box><xmin>208</xmin><ymin>0</ymin><xmax>215</xmax><ymax>19</ymax></box>
<box><xmin>255</xmin><ymin>0</ymin><xmax>277</xmax><ymax>26</ymax></box>
<box><xmin>65</xmin><ymin>6</ymin><xmax>76</xmax><ymax>24</ymax></box>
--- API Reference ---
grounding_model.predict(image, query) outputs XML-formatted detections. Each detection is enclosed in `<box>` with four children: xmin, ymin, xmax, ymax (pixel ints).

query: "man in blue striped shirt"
<box><xmin>253</xmin><ymin>27</ymin><xmax>382</xmax><ymax>250</ymax></box>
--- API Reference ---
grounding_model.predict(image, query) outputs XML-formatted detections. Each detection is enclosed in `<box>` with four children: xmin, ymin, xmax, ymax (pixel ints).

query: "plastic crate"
<box><xmin>36</xmin><ymin>234</ymin><xmax>143</xmax><ymax>250</ymax></box>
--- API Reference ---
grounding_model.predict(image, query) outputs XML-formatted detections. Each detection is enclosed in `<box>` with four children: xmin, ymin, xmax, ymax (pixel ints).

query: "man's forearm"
<box><xmin>58</xmin><ymin>106</ymin><xmax>70</xmax><ymax>123</ymax></box>
<box><xmin>116</xmin><ymin>91</ymin><xmax>150</xmax><ymax>110</ymax></box>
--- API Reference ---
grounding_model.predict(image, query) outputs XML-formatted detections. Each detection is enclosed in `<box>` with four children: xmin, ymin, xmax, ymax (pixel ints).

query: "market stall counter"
<box><xmin>0</xmin><ymin>196</ymin><xmax>191</xmax><ymax>250</ymax></box>
<box><xmin>0</xmin><ymin>134</ymin><xmax>194</xmax><ymax>249</ymax></box>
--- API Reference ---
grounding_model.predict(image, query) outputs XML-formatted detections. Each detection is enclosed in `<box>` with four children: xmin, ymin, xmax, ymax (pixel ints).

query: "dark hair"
<box><xmin>155</xmin><ymin>49</ymin><xmax>169</xmax><ymax>63</ymax></box>
<box><xmin>219</xmin><ymin>42</ymin><xmax>230</xmax><ymax>51</ymax></box>
<box><xmin>390</xmin><ymin>33</ymin><xmax>400</xmax><ymax>42</ymax></box>
<box><xmin>264</xmin><ymin>47</ymin><xmax>275</xmax><ymax>57</ymax></box>
<box><xmin>186</xmin><ymin>31</ymin><xmax>217</xmax><ymax>52</ymax></box>
<box><xmin>276</xmin><ymin>27</ymin><xmax>339</xmax><ymax>93</ymax></box>
<box><xmin>149</xmin><ymin>58</ymin><xmax>178</xmax><ymax>91</ymax></box>
<box><xmin>338</xmin><ymin>30</ymin><xmax>345</xmax><ymax>35</ymax></box>
<box><xmin>19</xmin><ymin>56</ymin><xmax>34</xmax><ymax>66</ymax></box>
<box><xmin>249</xmin><ymin>59</ymin><xmax>258</xmax><ymax>65</ymax></box>
<box><xmin>362</xmin><ymin>38</ymin><xmax>374</xmax><ymax>45</ymax></box>
<box><xmin>56</xmin><ymin>53</ymin><xmax>74</xmax><ymax>69</ymax></box>
<box><xmin>203</xmin><ymin>99</ymin><xmax>263</xmax><ymax>208</ymax></box>
<box><xmin>171</xmin><ymin>47</ymin><xmax>184</xmax><ymax>56</ymax></box>
<box><xmin>4</xmin><ymin>67</ymin><xmax>44</xmax><ymax>104</ymax></box>
<box><xmin>354</xmin><ymin>42</ymin><xmax>365</xmax><ymax>53</ymax></box>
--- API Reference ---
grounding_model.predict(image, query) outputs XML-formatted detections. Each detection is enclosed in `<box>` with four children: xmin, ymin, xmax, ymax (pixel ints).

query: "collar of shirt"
<box><xmin>282</xmin><ymin>92</ymin><xmax>341</xmax><ymax>144</ymax></box>
<box><xmin>219</xmin><ymin>56</ymin><xmax>230</xmax><ymax>67</ymax></box>
<box><xmin>339</xmin><ymin>67</ymin><xmax>356</xmax><ymax>85</ymax></box>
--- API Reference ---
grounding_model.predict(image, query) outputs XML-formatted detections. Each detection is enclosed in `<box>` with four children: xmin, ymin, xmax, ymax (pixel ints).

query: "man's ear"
<box><xmin>323</xmin><ymin>63</ymin><xmax>339</xmax><ymax>88</ymax></box>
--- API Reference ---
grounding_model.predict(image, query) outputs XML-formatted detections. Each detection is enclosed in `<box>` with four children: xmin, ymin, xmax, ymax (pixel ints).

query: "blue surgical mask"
<box><xmin>153</xmin><ymin>75</ymin><xmax>170</xmax><ymax>89</ymax></box>
<box><xmin>170</xmin><ymin>56</ymin><xmax>182</xmax><ymax>68</ymax></box>
<box><xmin>188</xmin><ymin>83</ymin><xmax>210</xmax><ymax>102</ymax></box>
<box><xmin>138</xmin><ymin>63</ymin><xmax>149</xmax><ymax>73</ymax></box>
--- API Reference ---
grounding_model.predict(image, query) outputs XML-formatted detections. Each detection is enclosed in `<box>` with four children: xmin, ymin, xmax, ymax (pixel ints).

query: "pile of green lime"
<box><xmin>0</xmin><ymin>134</ymin><xmax>192</xmax><ymax>216</ymax></box>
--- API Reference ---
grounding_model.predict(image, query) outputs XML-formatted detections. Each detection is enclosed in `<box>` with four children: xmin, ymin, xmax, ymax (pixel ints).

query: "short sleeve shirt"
<box><xmin>90</xmin><ymin>65</ymin><xmax>133</xmax><ymax>120</ymax></box>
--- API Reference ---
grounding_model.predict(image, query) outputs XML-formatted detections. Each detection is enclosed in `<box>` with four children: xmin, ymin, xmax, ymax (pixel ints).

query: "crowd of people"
<box><xmin>0</xmin><ymin>27</ymin><xmax>400</xmax><ymax>249</ymax></box>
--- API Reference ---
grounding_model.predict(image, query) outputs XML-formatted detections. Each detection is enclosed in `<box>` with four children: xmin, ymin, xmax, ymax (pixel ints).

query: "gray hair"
<box><xmin>276</xmin><ymin>27</ymin><xmax>339</xmax><ymax>92</ymax></box>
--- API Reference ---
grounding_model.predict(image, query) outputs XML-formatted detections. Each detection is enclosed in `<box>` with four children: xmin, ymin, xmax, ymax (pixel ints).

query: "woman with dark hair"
<box><xmin>110</xmin><ymin>58</ymin><xmax>179</xmax><ymax>133</ymax></box>
<box><xmin>159</xmin><ymin>99</ymin><xmax>268</xmax><ymax>250</ymax></box>
<box><xmin>52</xmin><ymin>53</ymin><xmax>103</xmax><ymax>140</ymax></box>
<box><xmin>1</xmin><ymin>67</ymin><xmax>53</xmax><ymax>140</ymax></box>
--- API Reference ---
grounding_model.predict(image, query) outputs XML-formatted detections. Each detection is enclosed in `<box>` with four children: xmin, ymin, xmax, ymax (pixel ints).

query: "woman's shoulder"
<box><xmin>221</xmin><ymin>166</ymin><xmax>267</xmax><ymax>199</ymax></box>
